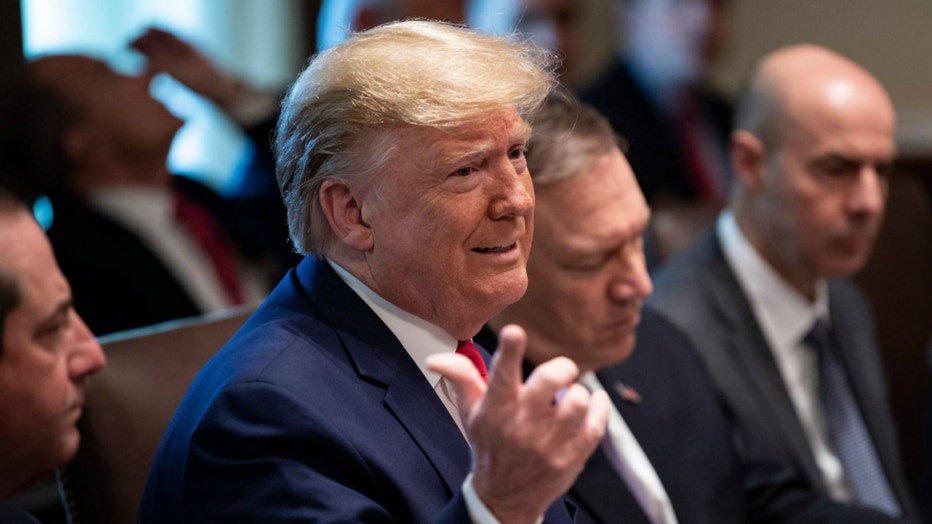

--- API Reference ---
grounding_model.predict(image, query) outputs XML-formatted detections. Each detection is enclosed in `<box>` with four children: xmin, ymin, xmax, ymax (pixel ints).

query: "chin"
<box><xmin>52</xmin><ymin>428</ymin><xmax>82</xmax><ymax>468</ymax></box>
<box><xmin>498</xmin><ymin>274</ymin><xmax>529</xmax><ymax>308</ymax></box>
<box><xmin>824</xmin><ymin>256</ymin><xmax>869</xmax><ymax>278</ymax></box>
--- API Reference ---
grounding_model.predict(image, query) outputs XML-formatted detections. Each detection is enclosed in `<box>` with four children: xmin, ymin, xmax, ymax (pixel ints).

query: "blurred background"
<box><xmin>5</xmin><ymin>1</ymin><xmax>932</xmax><ymax>188</ymax></box>
<box><xmin>0</xmin><ymin>0</ymin><xmax>929</xmax><ymax>515</ymax></box>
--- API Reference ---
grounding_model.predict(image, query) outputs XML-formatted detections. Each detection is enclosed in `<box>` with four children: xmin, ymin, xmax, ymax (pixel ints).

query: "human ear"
<box><xmin>319</xmin><ymin>179</ymin><xmax>374</xmax><ymax>251</ymax></box>
<box><xmin>730</xmin><ymin>130</ymin><xmax>767</xmax><ymax>193</ymax></box>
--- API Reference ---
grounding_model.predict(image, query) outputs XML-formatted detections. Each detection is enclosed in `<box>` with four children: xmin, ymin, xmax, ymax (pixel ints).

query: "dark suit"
<box><xmin>138</xmin><ymin>257</ymin><xmax>573</xmax><ymax>523</ymax></box>
<box><xmin>577</xmin><ymin>60</ymin><xmax>732</xmax><ymax>204</ymax></box>
<box><xmin>648</xmin><ymin>229</ymin><xmax>919</xmax><ymax>519</ymax></box>
<box><xmin>0</xmin><ymin>505</ymin><xmax>41</xmax><ymax>523</ymax></box>
<box><xmin>45</xmin><ymin>176</ymin><xmax>296</xmax><ymax>336</ymax></box>
<box><xmin>563</xmin><ymin>307</ymin><xmax>895</xmax><ymax>523</ymax></box>
<box><xmin>46</xmin><ymin>190</ymin><xmax>202</xmax><ymax>336</ymax></box>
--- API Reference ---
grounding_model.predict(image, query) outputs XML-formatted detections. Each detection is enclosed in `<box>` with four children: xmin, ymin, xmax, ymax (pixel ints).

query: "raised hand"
<box><xmin>428</xmin><ymin>324</ymin><xmax>609</xmax><ymax>523</ymax></box>
<box><xmin>130</xmin><ymin>27</ymin><xmax>241</xmax><ymax>110</ymax></box>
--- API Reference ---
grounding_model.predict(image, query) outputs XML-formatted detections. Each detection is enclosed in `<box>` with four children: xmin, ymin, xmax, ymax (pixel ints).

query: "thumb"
<box><xmin>427</xmin><ymin>353</ymin><xmax>487</xmax><ymax>421</ymax></box>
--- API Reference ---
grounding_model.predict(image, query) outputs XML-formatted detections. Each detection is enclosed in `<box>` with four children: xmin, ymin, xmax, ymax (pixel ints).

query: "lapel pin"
<box><xmin>613</xmin><ymin>381</ymin><xmax>642</xmax><ymax>406</ymax></box>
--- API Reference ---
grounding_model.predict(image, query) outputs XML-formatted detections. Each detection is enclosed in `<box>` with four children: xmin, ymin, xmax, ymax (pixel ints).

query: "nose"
<box><xmin>488</xmin><ymin>160</ymin><xmax>534</xmax><ymax>220</ymax></box>
<box><xmin>608</xmin><ymin>244</ymin><xmax>654</xmax><ymax>303</ymax></box>
<box><xmin>67</xmin><ymin>311</ymin><xmax>106</xmax><ymax>381</ymax></box>
<box><xmin>847</xmin><ymin>165</ymin><xmax>888</xmax><ymax>219</ymax></box>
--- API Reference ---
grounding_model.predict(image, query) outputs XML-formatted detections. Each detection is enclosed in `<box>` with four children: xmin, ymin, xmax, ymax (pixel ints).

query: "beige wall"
<box><xmin>577</xmin><ymin>0</ymin><xmax>932</xmax><ymax>154</ymax></box>
<box><xmin>711</xmin><ymin>0</ymin><xmax>932</xmax><ymax>154</ymax></box>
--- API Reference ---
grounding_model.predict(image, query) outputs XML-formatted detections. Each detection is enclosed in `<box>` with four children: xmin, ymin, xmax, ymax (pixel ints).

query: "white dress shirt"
<box><xmin>328</xmin><ymin>260</ymin><xmax>506</xmax><ymax>524</ymax></box>
<box><xmin>578</xmin><ymin>373</ymin><xmax>678</xmax><ymax>524</ymax></box>
<box><xmin>86</xmin><ymin>186</ymin><xmax>266</xmax><ymax>312</ymax></box>
<box><xmin>717</xmin><ymin>212</ymin><xmax>851</xmax><ymax>501</ymax></box>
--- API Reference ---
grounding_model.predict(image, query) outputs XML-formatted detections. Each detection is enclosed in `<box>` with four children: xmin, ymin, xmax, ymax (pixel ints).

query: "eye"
<box><xmin>508</xmin><ymin>147</ymin><xmax>526</xmax><ymax>160</ymax></box>
<box><xmin>565</xmin><ymin>255</ymin><xmax>610</xmax><ymax>273</ymax></box>
<box><xmin>451</xmin><ymin>166</ymin><xmax>476</xmax><ymax>177</ymax></box>
<box><xmin>875</xmin><ymin>162</ymin><xmax>894</xmax><ymax>179</ymax></box>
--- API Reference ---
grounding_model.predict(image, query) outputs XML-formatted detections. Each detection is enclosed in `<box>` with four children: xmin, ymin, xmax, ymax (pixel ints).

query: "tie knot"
<box><xmin>804</xmin><ymin>319</ymin><xmax>835</xmax><ymax>356</ymax></box>
<box><xmin>456</xmin><ymin>339</ymin><xmax>488</xmax><ymax>381</ymax></box>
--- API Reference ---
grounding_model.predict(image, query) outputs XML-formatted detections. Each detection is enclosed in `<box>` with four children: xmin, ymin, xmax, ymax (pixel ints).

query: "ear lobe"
<box><xmin>319</xmin><ymin>179</ymin><xmax>374</xmax><ymax>251</ymax></box>
<box><xmin>730</xmin><ymin>130</ymin><xmax>767</xmax><ymax>193</ymax></box>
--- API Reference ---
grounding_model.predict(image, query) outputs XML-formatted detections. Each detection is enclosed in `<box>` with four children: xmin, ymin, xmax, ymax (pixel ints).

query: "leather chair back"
<box><xmin>64</xmin><ymin>306</ymin><xmax>254</xmax><ymax>524</ymax></box>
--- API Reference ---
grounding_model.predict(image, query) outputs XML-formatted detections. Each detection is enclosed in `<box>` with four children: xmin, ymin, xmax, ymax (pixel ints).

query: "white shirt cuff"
<box><xmin>462</xmin><ymin>473</ymin><xmax>544</xmax><ymax>524</ymax></box>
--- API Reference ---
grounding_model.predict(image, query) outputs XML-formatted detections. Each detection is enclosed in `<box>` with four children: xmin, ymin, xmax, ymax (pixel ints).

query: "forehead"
<box><xmin>390</xmin><ymin>109</ymin><xmax>532</xmax><ymax>168</ymax></box>
<box><xmin>782</xmin><ymin>77</ymin><xmax>895</xmax><ymax>156</ymax></box>
<box><xmin>535</xmin><ymin>148</ymin><xmax>648</xmax><ymax>248</ymax></box>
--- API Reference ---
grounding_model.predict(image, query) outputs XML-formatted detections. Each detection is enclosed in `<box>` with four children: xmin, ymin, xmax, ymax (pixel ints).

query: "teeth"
<box><xmin>473</xmin><ymin>243</ymin><xmax>513</xmax><ymax>253</ymax></box>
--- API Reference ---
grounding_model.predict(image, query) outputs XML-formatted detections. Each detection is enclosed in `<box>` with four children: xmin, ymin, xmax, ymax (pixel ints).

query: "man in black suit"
<box><xmin>486</xmin><ymin>94</ymin><xmax>905</xmax><ymax>523</ymax></box>
<box><xmin>650</xmin><ymin>45</ymin><xmax>918</xmax><ymax>518</ymax></box>
<box><xmin>0</xmin><ymin>188</ymin><xmax>106</xmax><ymax>522</ymax></box>
<box><xmin>0</xmin><ymin>53</ymin><xmax>295</xmax><ymax>335</ymax></box>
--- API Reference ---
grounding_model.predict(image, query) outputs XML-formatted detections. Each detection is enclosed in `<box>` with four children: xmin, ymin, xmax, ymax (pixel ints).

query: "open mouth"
<box><xmin>471</xmin><ymin>243</ymin><xmax>516</xmax><ymax>254</ymax></box>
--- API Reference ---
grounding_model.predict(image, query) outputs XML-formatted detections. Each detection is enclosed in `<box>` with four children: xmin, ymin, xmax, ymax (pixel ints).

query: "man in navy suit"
<box><xmin>139</xmin><ymin>21</ymin><xmax>609</xmax><ymax>523</ymax></box>
<box><xmin>486</xmin><ymin>95</ymin><xmax>904</xmax><ymax>523</ymax></box>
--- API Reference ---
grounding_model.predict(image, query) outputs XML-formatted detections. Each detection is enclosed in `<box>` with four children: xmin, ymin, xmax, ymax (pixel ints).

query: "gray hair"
<box><xmin>526</xmin><ymin>93</ymin><xmax>622</xmax><ymax>187</ymax></box>
<box><xmin>275</xmin><ymin>20</ymin><xmax>558</xmax><ymax>255</ymax></box>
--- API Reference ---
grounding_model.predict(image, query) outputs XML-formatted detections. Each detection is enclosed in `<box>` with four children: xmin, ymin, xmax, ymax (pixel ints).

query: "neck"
<box><xmin>732</xmin><ymin>205</ymin><xmax>818</xmax><ymax>302</ymax></box>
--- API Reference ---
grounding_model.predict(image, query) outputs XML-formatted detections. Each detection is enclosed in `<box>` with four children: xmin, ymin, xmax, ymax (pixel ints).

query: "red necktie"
<box><xmin>675</xmin><ymin>93</ymin><xmax>725</xmax><ymax>202</ymax></box>
<box><xmin>456</xmin><ymin>339</ymin><xmax>488</xmax><ymax>382</ymax></box>
<box><xmin>173</xmin><ymin>192</ymin><xmax>245</xmax><ymax>305</ymax></box>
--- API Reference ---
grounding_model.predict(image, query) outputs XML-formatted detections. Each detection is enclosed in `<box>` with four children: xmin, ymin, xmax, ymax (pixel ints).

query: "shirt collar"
<box><xmin>327</xmin><ymin>259</ymin><xmax>458</xmax><ymax>387</ymax></box>
<box><xmin>717</xmin><ymin>211</ymin><xmax>829</xmax><ymax>351</ymax></box>
<box><xmin>86</xmin><ymin>185</ymin><xmax>173</xmax><ymax>231</ymax></box>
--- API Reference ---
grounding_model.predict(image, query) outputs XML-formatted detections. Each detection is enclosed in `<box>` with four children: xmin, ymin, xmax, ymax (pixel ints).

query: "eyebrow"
<box><xmin>434</xmin><ymin>122</ymin><xmax>533</xmax><ymax>168</ymax></box>
<box><xmin>563</xmin><ymin>221</ymin><xmax>650</xmax><ymax>260</ymax></box>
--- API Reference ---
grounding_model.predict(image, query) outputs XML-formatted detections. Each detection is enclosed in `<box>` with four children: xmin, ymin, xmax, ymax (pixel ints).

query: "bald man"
<box><xmin>650</xmin><ymin>45</ymin><xmax>918</xmax><ymax>517</ymax></box>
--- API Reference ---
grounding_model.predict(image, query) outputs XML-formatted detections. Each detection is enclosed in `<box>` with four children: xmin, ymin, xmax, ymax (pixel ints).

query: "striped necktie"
<box><xmin>805</xmin><ymin>320</ymin><xmax>900</xmax><ymax>516</ymax></box>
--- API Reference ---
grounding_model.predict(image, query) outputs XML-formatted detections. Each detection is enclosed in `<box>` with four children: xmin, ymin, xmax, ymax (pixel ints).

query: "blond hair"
<box><xmin>275</xmin><ymin>20</ymin><xmax>557</xmax><ymax>255</ymax></box>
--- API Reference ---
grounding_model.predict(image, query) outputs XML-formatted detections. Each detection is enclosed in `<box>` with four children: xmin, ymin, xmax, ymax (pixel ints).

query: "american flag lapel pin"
<box><xmin>614</xmin><ymin>381</ymin><xmax>642</xmax><ymax>406</ymax></box>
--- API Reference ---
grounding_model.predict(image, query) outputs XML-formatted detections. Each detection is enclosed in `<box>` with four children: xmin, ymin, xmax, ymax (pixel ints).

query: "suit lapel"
<box><xmin>296</xmin><ymin>258</ymin><xmax>472</xmax><ymax>494</ymax></box>
<box><xmin>704</xmin><ymin>236</ymin><xmax>823</xmax><ymax>482</ymax></box>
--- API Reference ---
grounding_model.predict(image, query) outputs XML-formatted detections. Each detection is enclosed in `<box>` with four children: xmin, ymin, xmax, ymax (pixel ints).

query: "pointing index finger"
<box><xmin>485</xmin><ymin>324</ymin><xmax>527</xmax><ymax>401</ymax></box>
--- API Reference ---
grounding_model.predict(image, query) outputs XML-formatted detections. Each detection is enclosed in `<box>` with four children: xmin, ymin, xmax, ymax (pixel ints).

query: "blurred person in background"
<box><xmin>580</xmin><ymin>0</ymin><xmax>732</xmax><ymax>267</ymax></box>
<box><xmin>0</xmin><ymin>52</ymin><xmax>291</xmax><ymax>336</ymax></box>
<box><xmin>650</xmin><ymin>44</ymin><xmax>919</xmax><ymax>519</ymax></box>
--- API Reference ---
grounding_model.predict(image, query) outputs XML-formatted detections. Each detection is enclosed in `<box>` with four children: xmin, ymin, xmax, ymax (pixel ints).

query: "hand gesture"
<box><xmin>429</xmin><ymin>324</ymin><xmax>609</xmax><ymax>523</ymax></box>
<box><xmin>130</xmin><ymin>27</ymin><xmax>241</xmax><ymax>109</ymax></box>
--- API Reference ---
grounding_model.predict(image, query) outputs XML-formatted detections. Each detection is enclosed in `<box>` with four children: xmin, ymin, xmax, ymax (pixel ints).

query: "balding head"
<box><xmin>729</xmin><ymin>45</ymin><xmax>896</xmax><ymax>299</ymax></box>
<box><xmin>734</xmin><ymin>44</ymin><xmax>894</xmax><ymax>152</ymax></box>
<box><xmin>23</xmin><ymin>54</ymin><xmax>182</xmax><ymax>188</ymax></box>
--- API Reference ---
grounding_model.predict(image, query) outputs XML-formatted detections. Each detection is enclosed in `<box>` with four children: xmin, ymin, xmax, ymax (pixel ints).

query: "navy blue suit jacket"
<box><xmin>138</xmin><ymin>257</ymin><xmax>573</xmax><ymax>523</ymax></box>
<box><xmin>566</xmin><ymin>307</ymin><xmax>901</xmax><ymax>524</ymax></box>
